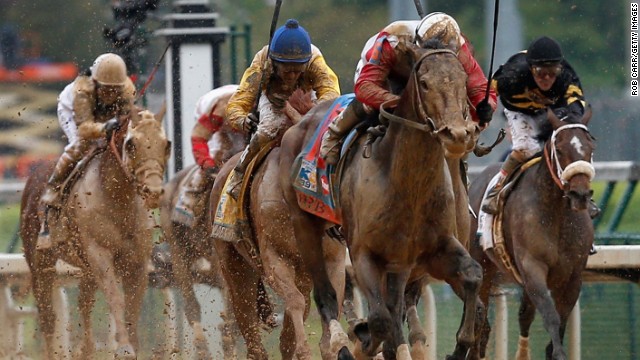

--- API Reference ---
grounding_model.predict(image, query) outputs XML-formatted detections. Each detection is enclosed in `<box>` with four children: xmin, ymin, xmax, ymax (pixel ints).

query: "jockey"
<box><xmin>41</xmin><ymin>53</ymin><xmax>135</xmax><ymax>208</ymax></box>
<box><xmin>480</xmin><ymin>36</ymin><xmax>599</xmax><ymax>219</ymax></box>
<box><xmin>38</xmin><ymin>52</ymin><xmax>135</xmax><ymax>246</ymax></box>
<box><xmin>173</xmin><ymin>84</ymin><xmax>239</xmax><ymax>225</ymax></box>
<box><xmin>319</xmin><ymin>12</ymin><xmax>497</xmax><ymax>164</ymax></box>
<box><xmin>224</xmin><ymin>19</ymin><xmax>340</xmax><ymax>200</ymax></box>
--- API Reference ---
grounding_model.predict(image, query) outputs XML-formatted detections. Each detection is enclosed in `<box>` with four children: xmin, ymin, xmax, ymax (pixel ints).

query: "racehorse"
<box><xmin>21</xmin><ymin>109</ymin><xmax>170</xmax><ymax>359</ymax></box>
<box><xmin>279</xmin><ymin>39</ymin><xmax>483</xmax><ymax>360</ymax></box>
<box><xmin>210</xmin><ymin>128</ymin><xmax>347</xmax><ymax>358</ymax></box>
<box><xmin>467</xmin><ymin>109</ymin><xmax>595</xmax><ymax>360</ymax></box>
<box><xmin>158</xmin><ymin>126</ymin><xmax>247</xmax><ymax>359</ymax></box>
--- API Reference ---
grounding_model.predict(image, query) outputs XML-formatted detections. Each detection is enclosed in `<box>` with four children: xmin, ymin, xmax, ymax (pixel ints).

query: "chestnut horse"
<box><xmin>467</xmin><ymin>109</ymin><xmax>595</xmax><ymax>360</ymax></box>
<box><xmin>280</xmin><ymin>40</ymin><xmax>483</xmax><ymax>360</ymax></box>
<box><xmin>158</xmin><ymin>126</ymin><xmax>246</xmax><ymax>359</ymax></box>
<box><xmin>210</xmin><ymin>146</ymin><xmax>347</xmax><ymax>360</ymax></box>
<box><xmin>21</xmin><ymin>110</ymin><xmax>170</xmax><ymax>359</ymax></box>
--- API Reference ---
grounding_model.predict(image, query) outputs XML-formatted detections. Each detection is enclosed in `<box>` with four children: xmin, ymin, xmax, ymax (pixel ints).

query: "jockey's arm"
<box><xmin>191</xmin><ymin>112</ymin><xmax>223</xmax><ymax>170</ymax></box>
<box><xmin>306</xmin><ymin>49</ymin><xmax>341</xmax><ymax>103</ymax></box>
<box><xmin>73</xmin><ymin>78</ymin><xmax>104</xmax><ymax>140</ymax></box>
<box><xmin>226</xmin><ymin>54</ymin><xmax>265</xmax><ymax>133</ymax></box>
<box><xmin>354</xmin><ymin>39</ymin><xmax>400</xmax><ymax>111</ymax></box>
<box><xmin>458</xmin><ymin>42</ymin><xmax>497</xmax><ymax>123</ymax></box>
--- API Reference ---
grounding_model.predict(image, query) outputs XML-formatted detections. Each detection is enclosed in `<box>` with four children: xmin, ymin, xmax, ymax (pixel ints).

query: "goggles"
<box><xmin>531</xmin><ymin>64</ymin><xmax>562</xmax><ymax>78</ymax></box>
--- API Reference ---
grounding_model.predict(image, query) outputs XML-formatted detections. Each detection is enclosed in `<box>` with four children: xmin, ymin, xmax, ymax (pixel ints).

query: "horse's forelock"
<box><xmin>421</xmin><ymin>38</ymin><xmax>447</xmax><ymax>50</ymax></box>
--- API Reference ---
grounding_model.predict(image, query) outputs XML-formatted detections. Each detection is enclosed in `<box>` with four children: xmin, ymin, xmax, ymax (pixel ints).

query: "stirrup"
<box><xmin>480</xmin><ymin>194</ymin><xmax>499</xmax><ymax>215</ymax></box>
<box><xmin>36</xmin><ymin>213</ymin><xmax>52</xmax><ymax>251</ymax></box>
<box><xmin>225</xmin><ymin>174</ymin><xmax>243</xmax><ymax>201</ymax></box>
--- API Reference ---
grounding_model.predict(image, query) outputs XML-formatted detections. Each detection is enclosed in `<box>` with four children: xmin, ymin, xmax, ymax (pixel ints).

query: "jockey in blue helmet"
<box><xmin>224</xmin><ymin>19</ymin><xmax>340</xmax><ymax>200</ymax></box>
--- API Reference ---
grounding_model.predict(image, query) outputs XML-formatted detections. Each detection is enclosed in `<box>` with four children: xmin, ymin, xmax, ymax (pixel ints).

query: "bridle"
<box><xmin>544</xmin><ymin>123</ymin><xmax>595</xmax><ymax>189</ymax></box>
<box><xmin>379</xmin><ymin>48</ymin><xmax>466</xmax><ymax>134</ymax></box>
<box><xmin>109</xmin><ymin>119</ymin><xmax>167</xmax><ymax>193</ymax></box>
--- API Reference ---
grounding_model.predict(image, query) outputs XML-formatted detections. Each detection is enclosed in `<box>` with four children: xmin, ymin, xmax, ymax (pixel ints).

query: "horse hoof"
<box><xmin>337</xmin><ymin>346</ymin><xmax>355</xmax><ymax>360</ymax></box>
<box><xmin>114</xmin><ymin>344</ymin><xmax>136</xmax><ymax>359</ymax></box>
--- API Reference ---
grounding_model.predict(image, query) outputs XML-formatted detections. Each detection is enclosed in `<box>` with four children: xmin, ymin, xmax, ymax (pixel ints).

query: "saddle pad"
<box><xmin>291</xmin><ymin>94</ymin><xmax>355</xmax><ymax>224</ymax></box>
<box><xmin>211</xmin><ymin>140</ymin><xmax>277</xmax><ymax>243</ymax></box>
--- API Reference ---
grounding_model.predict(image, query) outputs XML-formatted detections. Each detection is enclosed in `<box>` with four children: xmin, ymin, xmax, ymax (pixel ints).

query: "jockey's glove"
<box><xmin>242</xmin><ymin>113</ymin><xmax>259</xmax><ymax>133</ymax></box>
<box><xmin>103</xmin><ymin>118</ymin><xmax>121</xmax><ymax>141</ymax></box>
<box><xmin>476</xmin><ymin>99</ymin><xmax>494</xmax><ymax>127</ymax></box>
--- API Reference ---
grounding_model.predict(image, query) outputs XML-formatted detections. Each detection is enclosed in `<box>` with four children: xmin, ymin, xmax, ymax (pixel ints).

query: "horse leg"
<box><xmin>350</xmin><ymin>252</ymin><xmax>391</xmax><ymax>358</ymax></box>
<box><xmin>519</xmin><ymin>261</ymin><xmax>566</xmax><ymax>360</ymax></box>
<box><xmin>381</xmin><ymin>272</ymin><xmax>411</xmax><ymax>360</ymax></box>
<box><xmin>468</xmin><ymin>260</ymin><xmax>496</xmax><ymax>360</ymax></box>
<box><xmin>169</xmin><ymin>223</ymin><xmax>212</xmax><ymax>359</ymax></box>
<box><xmin>262</xmin><ymin>246</ymin><xmax>312</xmax><ymax>360</ymax></box>
<box><xmin>77</xmin><ymin>277</ymin><xmax>97</xmax><ymax>359</ymax></box>
<box><xmin>515</xmin><ymin>292</ymin><xmax>536</xmax><ymax>360</ymax></box>
<box><xmin>84</xmin><ymin>244</ymin><xmax>135</xmax><ymax>359</ymax></box>
<box><xmin>120</xmin><ymin>255</ymin><xmax>149</xmax><ymax>355</ymax></box>
<box><xmin>404</xmin><ymin>278</ymin><xmax>427</xmax><ymax>360</ymax></box>
<box><xmin>30</xmin><ymin>257</ymin><xmax>59</xmax><ymax>359</ymax></box>
<box><xmin>427</xmin><ymin>238</ymin><xmax>483</xmax><ymax>360</ymax></box>
<box><xmin>546</xmin><ymin>272</ymin><xmax>583</xmax><ymax>360</ymax></box>
<box><xmin>217</xmin><ymin>241</ymin><xmax>267</xmax><ymax>360</ymax></box>
<box><xmin>289</xmin><ymin>214</ymin><xmax>351</xmax><ymax>360</ymax></box>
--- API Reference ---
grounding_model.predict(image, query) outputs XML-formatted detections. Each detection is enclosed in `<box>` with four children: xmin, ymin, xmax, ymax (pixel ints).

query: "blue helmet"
<box><xmin>269</xmin><ymin>19</ymin><xmax>312</xmax><ymax>63</ymax></box>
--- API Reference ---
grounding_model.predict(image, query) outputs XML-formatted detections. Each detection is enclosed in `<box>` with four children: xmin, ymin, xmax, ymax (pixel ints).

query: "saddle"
<box><xmin>490</xmin><ymin>156</ymin><xmax>542</xmax><ymax>285</ymax></box>
<box><xmin>211</xmin><ymin>140</ymin><xmax>277</xmax><ymax>244</ymax></box>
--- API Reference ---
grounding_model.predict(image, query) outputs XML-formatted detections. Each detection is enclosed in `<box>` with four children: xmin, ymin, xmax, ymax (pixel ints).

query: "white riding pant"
<box><xmin>57</xmin><ymin>83</ymin><xmax>78</xmax><ymax>149</ymax></box>
<box><xmin>255</xmin><ymin>91</ymin><xmax>293</xmax><ymax>140</ymax></box>
<box><xmin>504</xmin><ymin>108</ymin><xmax>547</xmax><ymax>159</ymax></box>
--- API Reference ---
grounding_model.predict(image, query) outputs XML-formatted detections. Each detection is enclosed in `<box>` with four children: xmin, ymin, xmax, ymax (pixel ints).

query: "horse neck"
<box><xmin>99</xmin><ymin>142</ymin><xmax>136</xmax><ymax>200</ymax></box>
<box><xmin>530</xmin><ymin>146</ymin><xmax>566</xmax><ymax>205</ymax></box>
<box><xmin>375</xmin><ymin>98</ymin><xmax>445</xmax><ymax>186</ymax></box>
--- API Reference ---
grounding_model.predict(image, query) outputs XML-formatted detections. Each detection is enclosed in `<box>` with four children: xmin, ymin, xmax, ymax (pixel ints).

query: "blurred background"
<box><xmin>0</xmin><ymin>1</ymin><xmax>638</xmax><ymax>359</ymax></box>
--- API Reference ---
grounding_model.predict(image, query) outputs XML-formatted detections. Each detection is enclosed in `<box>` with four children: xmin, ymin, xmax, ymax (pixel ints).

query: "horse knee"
<box><xmin>461</xmin><ymin>257</ymin><xmax>483</xmax><ymax>289</ymax></box>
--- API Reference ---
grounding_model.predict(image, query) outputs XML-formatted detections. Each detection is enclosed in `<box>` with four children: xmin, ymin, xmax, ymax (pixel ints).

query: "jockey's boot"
<box><xmin>173</xmin><ymin>168</ymin><xmax>213</xmax><ymax>226</ymax></box>
<box><xmin>36</xmin><ymin>207</ymin><xmax>53</xmax><ymax>250</ymax></box>
<box><xmin>225</xmin><ymin>132</ymin><xmax>268</xmax><ymax>200</ymax></box>
<box><xmin>40</xmin><ymin>141</ymin><xmax>86</xmax><ymax>208</ymax></box>
<box><xmin>481</xmin><ymin>153</ymin><xmax>523</xmax><ymax>215</ymax></box>
<box><xmin>320</xmin><ymin>101</ymin><xmax>365</xmax><ymax>165</ymax></box>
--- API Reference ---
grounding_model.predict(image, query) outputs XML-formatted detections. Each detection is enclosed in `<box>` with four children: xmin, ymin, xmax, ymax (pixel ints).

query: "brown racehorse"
<box><xmin>21</xmin><ymin>110</ymin><xmax>170</xmax><ymax>359</ymax></box>
<box><xmin>157</xmin><ymin>125</ymin><xmax>251</xmax><ymax>359</ymax></box>
<box><xmin>210</xmin><ymin>144</ymin><xmax>347</xmax><ymax>359</ymax></box>
<box><xmin>467</xmin><ymin>109</ymin><xmax>595</xmax><ymax>360</ymax></box>
<box><xmin>280</xmin><ymin>40</ymin><xmax>483</xmax><ymax>360</ymax></box>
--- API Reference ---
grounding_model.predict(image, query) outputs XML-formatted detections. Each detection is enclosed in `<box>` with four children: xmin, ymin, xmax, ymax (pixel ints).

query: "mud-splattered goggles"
<box><xmin>531</xmin><ymin>64</ymin><xmax>562</xmax><ymax>78</ymax></box>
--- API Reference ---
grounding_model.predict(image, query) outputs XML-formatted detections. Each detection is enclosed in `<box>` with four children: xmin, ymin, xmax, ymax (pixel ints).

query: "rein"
<box><xmin>544</xmin><ymin>123</ymin><xmax>595</xmax><ymax>189</ymax></box>
<box><xmin>379</xmin><ymin>48</ymin><xmax>459</xmax><ymax>134</ymax></box>
<box><xmin>109</xmin><ymin>118</ymin><xmax>135</xmax><ymax>184</ymax></box>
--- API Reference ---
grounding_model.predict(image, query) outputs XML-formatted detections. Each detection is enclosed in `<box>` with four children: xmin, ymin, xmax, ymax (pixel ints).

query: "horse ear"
<box><xmin>581</xmin><ymin>105</ymin><xmax>592</xmax><ymax>126</ymax></box>
<box><xmin>547</xmin><ymin>108</ymin><xmax>562</xmax><ymax>129</ymax></box>
<box><xmin>154</xmin><ymin>101</ymin><xmax>167</xmax><ymax>123</ymax></box>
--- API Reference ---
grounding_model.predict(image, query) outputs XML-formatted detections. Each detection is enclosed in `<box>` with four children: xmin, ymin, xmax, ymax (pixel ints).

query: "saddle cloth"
<box><xmin>291</xmin><ymin>94</ymin><xmax>355</xmax><ymax>224</ymax></box>
<box><xmin>211</xmin><ymin>140</ymin><xmax>276</xmax><ymax>243</ymax></box>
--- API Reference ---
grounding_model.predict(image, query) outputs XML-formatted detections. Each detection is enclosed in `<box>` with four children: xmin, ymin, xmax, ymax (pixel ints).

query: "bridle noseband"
<box><xmin>545</xmin><ymin>123</ymin><xmax>595</xmax><ymax>189</ymax></box>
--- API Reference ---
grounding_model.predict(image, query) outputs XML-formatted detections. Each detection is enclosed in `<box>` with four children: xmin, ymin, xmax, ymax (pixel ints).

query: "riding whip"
<box><xmin>247</xmin><ymin>0</ymin><xmax>283</xmax><ymax>140</ymax></box>
<box><xmin>413</xmin><ymin>0</ymin><xmax>425</xmax><ymax>18</ymax></box>
<box><xmin>484</xmin><ymin>0</ymin><xmax>500</xmax><ymax>101</ymax></box>
<box><xmin>137</xmin><ymin>41</ymin><xmax>171</xmax><ymax>101</ymax></box>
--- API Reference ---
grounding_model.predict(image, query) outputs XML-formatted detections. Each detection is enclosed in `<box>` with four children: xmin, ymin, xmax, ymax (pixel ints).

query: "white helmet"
<box><xmin>415</xmin><ymin>12</ymin><xmax>464</xmax><ymax>50</ymax></box>
<box><xmin>91</xmin><ymin>53</ymin><xmax>128</xmax><ymax>86</ymax></box>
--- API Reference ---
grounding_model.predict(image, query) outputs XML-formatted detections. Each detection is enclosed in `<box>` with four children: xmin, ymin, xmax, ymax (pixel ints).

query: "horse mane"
<box><xmin>420</xmin><ymin>38</ymin><xmax>448</xmax><ymax>51</ymax></box>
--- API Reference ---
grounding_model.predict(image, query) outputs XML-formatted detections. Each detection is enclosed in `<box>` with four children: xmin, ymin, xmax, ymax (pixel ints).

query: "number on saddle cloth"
<box><xmin>291</xmin><ymin>94</ymin><xmax>358</xmax><ymax>224</ymax></box>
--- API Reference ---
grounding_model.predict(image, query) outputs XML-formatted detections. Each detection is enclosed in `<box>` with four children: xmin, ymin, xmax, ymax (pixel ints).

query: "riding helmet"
<box><xmin>526</xmin><ymin>36</ymin><xmax>563</xmax><ymax>65</ymax></box>
<box><xmin>269</xmin><ymin>19</ymin><xmax>312</xmax><ymax>63</ymax></box>
<box><xmin>91</xmin><ymin>53</ymin><xmax>128</xmax><ymax>86</ymax></box>
<box><xmin>415</xmin><ymin>12</ymin><xmax>463</xmax><ymax>49</ymax></box>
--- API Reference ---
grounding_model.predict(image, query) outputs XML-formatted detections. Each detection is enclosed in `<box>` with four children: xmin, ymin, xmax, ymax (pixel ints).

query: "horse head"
<box><xmin>122</xmin><ymin>109</ymin><xmax>171</xmax><ymax>208</ymax></box>
<box><xmin>399</xmin><ymin>39</ymin><xmax>476</xmax><ymax>158</ymax></box>
<box><xmin>546</xmin><ymin>107</ymin><xmax>595</xmax><ymax>212</ymax></box>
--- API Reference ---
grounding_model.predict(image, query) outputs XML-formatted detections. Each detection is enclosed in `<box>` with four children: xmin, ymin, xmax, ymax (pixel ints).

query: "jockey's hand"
<box><xmin>242</xmin><ymin>113</ymin><xmax>258</xmax><ymax>133</ymax></box>
<box><xmin>267</xmin><ymin>92</ymin><xmax>288</xmax><ymax>109</ymax></box>
<box><xmin>476</xmin><ymin>99</ymin><xmax>493</xmax><ymax>127</ymax></box>
<box><xmin>103</xmin><ymin>118</ymin><xmax>121</xmax><ymax>141</ymax></box>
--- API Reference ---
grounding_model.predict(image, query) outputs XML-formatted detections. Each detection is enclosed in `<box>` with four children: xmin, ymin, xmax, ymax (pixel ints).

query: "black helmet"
<box><xmin>526</xmin><ymin>36</ymin><xmax>563</xmax><ymax>65</ymax></box>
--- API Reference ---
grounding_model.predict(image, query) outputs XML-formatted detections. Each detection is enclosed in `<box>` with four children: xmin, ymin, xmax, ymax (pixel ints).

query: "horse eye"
<box><xmin>420</xmin><ymin>79</ymin><xmax>429</xmax><ymax>90</ymax></box>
